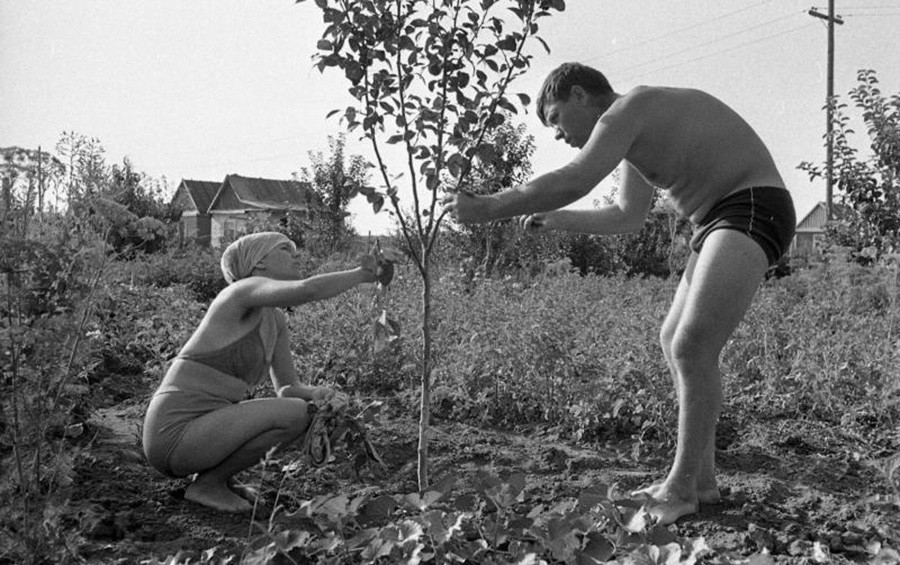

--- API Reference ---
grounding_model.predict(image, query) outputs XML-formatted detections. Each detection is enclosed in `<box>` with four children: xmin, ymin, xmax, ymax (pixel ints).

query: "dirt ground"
<box><xmin>65</xmin><ymin>389</ymin><xmax>900</xmax><ymax>564</ymax></box>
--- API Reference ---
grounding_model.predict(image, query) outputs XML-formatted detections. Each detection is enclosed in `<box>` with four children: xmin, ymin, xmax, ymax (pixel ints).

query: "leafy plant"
<box><xmin>154</xmin><ymin>471</ymin><xmax>720</xmax><ymax>565</ymax></box>
<box><xmin>800</xmin><ymin>69</ymin><xmax>900</xmax><ymax>260</ymax></box>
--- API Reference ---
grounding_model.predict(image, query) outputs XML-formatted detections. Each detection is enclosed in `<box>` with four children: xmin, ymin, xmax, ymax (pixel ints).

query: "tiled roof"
<box><xmin>177</xmin><ymin>179</ymin><xmax>221</xmax><ymax>213</ymax></box>
<box><xmin>220</xmin><ymin>174</ymin><xmax>312</xmax><ymax>211</ymax></box>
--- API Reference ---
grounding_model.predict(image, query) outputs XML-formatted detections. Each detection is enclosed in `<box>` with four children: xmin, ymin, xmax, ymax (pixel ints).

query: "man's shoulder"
<box><xmin>620</xmin><ymin>85</ymin><xmax>702</xmax><ymax>104</ymax></box>
<box><xmin>607</xmin><ymin>86</ymin><xmax>665</xmax><ymax>115</ymax></box>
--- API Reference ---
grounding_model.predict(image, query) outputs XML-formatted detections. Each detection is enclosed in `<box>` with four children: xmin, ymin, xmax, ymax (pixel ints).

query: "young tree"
<box><xmin>800</xmin><ymin>69</ymin><xmax>900</xmax><ymax>260</ymax></box>
<box><xmin>298</xmin><ymin>0</ymin><xmax>565</xmax><ymax>488</ymax></box>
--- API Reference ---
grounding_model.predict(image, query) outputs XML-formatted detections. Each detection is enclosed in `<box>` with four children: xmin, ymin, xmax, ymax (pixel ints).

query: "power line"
<box><xmin>616</xmin><ymin>21</ymin><xmax>818</xmax><ymax>83</ymax></box>
<box><xmin>604</xmin><ymin>11</ymin><xmax>805</xmax><ymax>79</ymax></box>
<box><xmin>837</xmin><ymin>4</ymin><xmax>900</xmax><ymax>8</ymax></box>
<box><xmin>579</xmin><ymin>0</ymin><xmax>778</xmax><ymax>64</ymax></box>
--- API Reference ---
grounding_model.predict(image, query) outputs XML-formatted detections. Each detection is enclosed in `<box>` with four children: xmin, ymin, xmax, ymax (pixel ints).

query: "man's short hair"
<box><xmin>536</xmin><ymin>63</ymin><xmax>613</xmax><ymax>126</ymax></box>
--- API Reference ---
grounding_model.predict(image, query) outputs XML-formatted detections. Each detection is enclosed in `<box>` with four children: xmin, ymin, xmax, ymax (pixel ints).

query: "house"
<box><xmin>170</xmin><ymin>179</ymin><xmax>221</xmax><ymax>245</ymax></box>
<box><xmin>206</xmin><ymin>174</ymin><xmax>315</xmax><ymax>247</ymax></box>
<box><xmin>792</xmin><ymin>201</ymin><xmax>852</xmax><ymax>256</ymax></box>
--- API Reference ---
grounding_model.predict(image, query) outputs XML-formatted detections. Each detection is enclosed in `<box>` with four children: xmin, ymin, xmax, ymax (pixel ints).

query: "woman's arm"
<box><xmin>228</xmin><ymin>265</ymin><xmax>376</xmax><ymax>311</ymax></box>
<box><xmin>268</xmin><ymin>310</ymin><xmax>330</xmax><ymax>401</ymax></box>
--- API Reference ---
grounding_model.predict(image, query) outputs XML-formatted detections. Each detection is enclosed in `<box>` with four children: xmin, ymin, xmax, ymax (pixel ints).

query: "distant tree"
<box><xmin>800</xmin><ymin>69</ymin><xmax>900</xmax><ymax>261</ymax></box>
<box><xmin>54</xmin><ymin>131</ymin><xmax>108</xmax><ymax>206</ymax></box>
<box><xmin>451</xmin><ymin>119</ymin><xmax>536</xmax><ymax>276</ymax></box>
<box><xmin>296</xmin><ymin>133</ymin><xmax>370</xmax><ymax>252</ymax></box>
<box><xmin>108</xmin><ymin>157</ymin><xmax>174</xmax><ymax>222</ymax></box>
<box><xmin>0</xmin><ymin>146</ymin><xmax>65</xmax><ymax>236</ymax></box>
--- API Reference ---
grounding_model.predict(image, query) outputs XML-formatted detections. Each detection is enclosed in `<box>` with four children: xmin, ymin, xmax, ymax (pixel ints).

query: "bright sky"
<box><xmin>2</xmin><ymin>1</ymin><xmax>899</xmax><ymax>234</ymax></box>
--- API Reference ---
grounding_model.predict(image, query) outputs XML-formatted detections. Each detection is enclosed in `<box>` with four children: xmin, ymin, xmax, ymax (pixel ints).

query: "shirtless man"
<box><xmin>442</xmin><ymin>62</ymin><xmax>795</xmax><ymax>524</ymax></box>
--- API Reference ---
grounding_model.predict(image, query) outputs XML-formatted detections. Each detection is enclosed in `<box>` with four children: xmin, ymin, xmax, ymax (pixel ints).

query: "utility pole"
<box><xmin>808</xmin><ymin>3</ymin><xmax>843</xmax><ymax>221</ymax></box>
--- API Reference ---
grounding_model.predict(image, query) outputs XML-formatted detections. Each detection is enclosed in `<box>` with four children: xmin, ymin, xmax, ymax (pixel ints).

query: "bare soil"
<box><xmin>63</xmin><ymin>386</ymin><xmax>900</xmax><ymax>564</ymax></box>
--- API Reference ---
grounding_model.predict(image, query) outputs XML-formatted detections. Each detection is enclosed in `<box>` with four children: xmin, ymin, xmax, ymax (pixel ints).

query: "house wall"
<box><xmin>798</xmin><ymin>204</ymin><xmax>828</xmax><ymax>231</ymax></box>
<box><xmin>210</xmin><ymin>212</ymin><xmax>250</xmax><ymax>248</ymax></box>
<box><xmin>178</xmin><ymin>213</ymin><xmax>211</xmax><ymax>245</ymax></box>
<box><xmin>793</xmin><ymin>232</ymin><xmax>818</xmax><ymax>256</ymax></box>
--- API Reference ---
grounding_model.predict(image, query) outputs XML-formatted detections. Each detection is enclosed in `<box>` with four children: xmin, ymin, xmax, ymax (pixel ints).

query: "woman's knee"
<box><xmin>269</xmin><ymin>398</ymin><xmax>311</xmax><ymax>439</ymax></box>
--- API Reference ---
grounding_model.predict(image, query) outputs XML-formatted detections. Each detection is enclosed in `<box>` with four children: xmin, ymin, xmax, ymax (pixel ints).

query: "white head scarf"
<box><xmin>220</xmin><ymin>232</ymin><xmax>294</xmax><ymax>284</ymax></box>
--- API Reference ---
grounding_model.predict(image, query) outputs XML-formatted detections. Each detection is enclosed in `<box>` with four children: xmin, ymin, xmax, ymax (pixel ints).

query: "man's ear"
<box><xmin>570</xmin><ymin>85</ymin><xmax>588</xmax><ymax>104</ymax></box>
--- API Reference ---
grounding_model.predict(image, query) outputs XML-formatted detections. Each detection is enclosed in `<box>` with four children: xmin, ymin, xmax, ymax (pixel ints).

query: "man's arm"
<box><xmin>450</xmin><ymin>100</ymin><xmax>640</xmax><ymax>222</ymax></box>
<box><xmin>538</xmin><ymin>161</ymin><xmax>655</xmax><ymax>235</ymax></box>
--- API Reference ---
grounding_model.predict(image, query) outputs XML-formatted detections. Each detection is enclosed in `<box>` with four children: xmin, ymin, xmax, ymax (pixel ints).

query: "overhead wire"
<box><xmin>597</xmin><ymin>10</ymin><xmax>804</xmax><ymax>78</ymax></box>
<box><xmin>616</xmin><ymin>20</ymin><xmax>819</xmax><ymax>83</ymax></box>
<box><xmin>578</xmin><ymin>0</ymin><xmax>779</xmax><ymax>64</ymax></box>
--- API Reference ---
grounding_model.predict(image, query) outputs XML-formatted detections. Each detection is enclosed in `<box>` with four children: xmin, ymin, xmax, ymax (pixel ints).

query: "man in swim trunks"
<box><xmin>143</xmin><ymin>232</ymin><xmax>390</xmax><ymax>512</ymax></box>
<box><xmin>442</xmin><ymin>62</ymin><xmax>795</xmax><ymax>525</ymax></box>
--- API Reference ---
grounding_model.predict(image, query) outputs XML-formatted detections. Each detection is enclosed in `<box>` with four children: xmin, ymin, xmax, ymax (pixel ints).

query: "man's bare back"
<box><xmin>604</xmin><ymin>86</ymin><xmax>786</xmax><ymax>223</ymax></box>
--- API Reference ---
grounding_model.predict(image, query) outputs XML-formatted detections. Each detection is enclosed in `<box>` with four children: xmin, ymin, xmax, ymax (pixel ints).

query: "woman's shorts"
<box><xmin>689</xmin><ymin>186</ymin><xmax>796</xmax><ymax>266</ymax></box>
<box><xmin>142</xmin><ymin>359</ymin><xmax>250</xmax><ymax>477</ymax></box>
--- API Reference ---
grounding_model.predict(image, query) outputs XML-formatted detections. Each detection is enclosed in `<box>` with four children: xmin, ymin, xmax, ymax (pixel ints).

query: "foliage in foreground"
<box><xmin>3</xmin><ymin>243</ymin><xmax>899</xmax><ymax>563</ymax></box>
<box><xmin>153</xmin><ymin>472</ymin><xmax>717</xmax><ymax>565</ymax></box>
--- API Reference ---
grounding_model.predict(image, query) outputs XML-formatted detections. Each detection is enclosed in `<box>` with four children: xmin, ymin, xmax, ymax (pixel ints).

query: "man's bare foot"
<box><xmin>631</xmin><ymin>482</ymin><xmax>722</xmax><ymax>505</ymax></box>
<box><xmin>185</xmin><ymin>478</ymin><xmax>253</xmax><ymax>513</ymax></box>
<box><xmin>645</xmin><ymin>495</ymin><xmax>699</xmax><ymax>526</ymax></box>
<box><xmin>630</xmin><ymin>483</ymin><xmax>700</xmax><ymax>525</ymax></box>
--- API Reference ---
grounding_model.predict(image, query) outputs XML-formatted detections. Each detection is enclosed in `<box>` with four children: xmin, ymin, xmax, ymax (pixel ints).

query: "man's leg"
<box><xmin>633</xmin><ymin>253</ymin><xmax>720</xmax><ymax>504</ymax></box>
<box><xmin>644</xmin><ymin>229</ymin><xmax>768</xmax><ymax>524</ymax></box>
<box><xmin>168</xmin><ymin>397</ymin><xmax>310</xmax><ymax>512</ymax></box>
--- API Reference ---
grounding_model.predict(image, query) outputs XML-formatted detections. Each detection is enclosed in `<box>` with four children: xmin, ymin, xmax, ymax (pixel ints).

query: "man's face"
<box><xmin>544</xmin><ymin>89</ymin><xmax>596</xmax><ymax>149</ymax></box>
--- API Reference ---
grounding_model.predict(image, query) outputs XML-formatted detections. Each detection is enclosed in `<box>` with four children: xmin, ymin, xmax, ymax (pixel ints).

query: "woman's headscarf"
<box><xmin>220</xmin><ymin>231</ymin><xmax>294</xmax><ymax>284</ymax></box>
<box><xmin>219</xmin><ymin>232</ymin><xmax>295</xmax><ymax>373</ymax></box>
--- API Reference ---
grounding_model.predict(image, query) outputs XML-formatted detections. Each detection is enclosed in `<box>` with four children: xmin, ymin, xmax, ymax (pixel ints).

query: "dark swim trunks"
<box><xmin>690</xmin><ymin>186</ymin><xmax>796</xmax><ymax>266</ymax></box>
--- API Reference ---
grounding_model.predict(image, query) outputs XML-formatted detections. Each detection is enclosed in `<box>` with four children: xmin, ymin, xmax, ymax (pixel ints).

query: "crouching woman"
<box><xmin>143</xmin><ymin>231</ymin><xmax>382</xmax><ymax>512</ymax></box>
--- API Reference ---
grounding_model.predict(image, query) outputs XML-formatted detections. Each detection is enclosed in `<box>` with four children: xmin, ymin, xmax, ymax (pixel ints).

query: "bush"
<box><xmin>116</xmin><ymin>246</ymin><xmax>227</xmax><ymax>302</ymax></box>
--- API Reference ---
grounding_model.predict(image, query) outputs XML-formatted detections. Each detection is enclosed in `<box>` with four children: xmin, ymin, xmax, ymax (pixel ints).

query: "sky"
<box><xmin>2</xmin><ymin>1</ymin><xmax>899</xmax><ymax>235</ymax></box>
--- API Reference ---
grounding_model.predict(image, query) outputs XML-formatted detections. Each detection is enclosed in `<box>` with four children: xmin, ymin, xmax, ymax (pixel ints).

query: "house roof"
<box><xmin>208</xmin><ymin>174</ymin><xmax>313</xmax><ymax>212</ymax></box>
<box><xmin>796</xmin><ymin>201</ymin><xmax>854</xmax><ymax>232</ymax></box>
<box><xmin>173</xmin><ymin>179</ymin><xmax>221</xmax><ymax>213</ymax></box>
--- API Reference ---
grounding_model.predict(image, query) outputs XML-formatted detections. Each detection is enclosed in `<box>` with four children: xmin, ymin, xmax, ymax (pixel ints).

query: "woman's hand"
<box><xmin>520</xmin><ymin>212</ymin><xmax>553</xmax><ymax>232</ymax></box>
<box><xmin>360</xmin><ymin>243</ymin><xmax>395</xmax><ymax>287</ymax></box>
<box><xmin>310</xmin><ymin>386</ymin><xmax>335</xmax><ymax>403</ymax></box>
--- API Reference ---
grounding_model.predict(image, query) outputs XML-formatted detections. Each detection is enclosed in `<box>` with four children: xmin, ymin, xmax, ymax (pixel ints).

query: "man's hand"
<box><xmin>441</xmin><ymin>190</ymin><xmax>491</xmax><ymax>224</ymax></box>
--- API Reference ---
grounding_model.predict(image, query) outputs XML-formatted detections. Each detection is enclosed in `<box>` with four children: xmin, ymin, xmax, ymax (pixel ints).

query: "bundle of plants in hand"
<box><xmin>298</xmin><ymin>393</ymin><xmax>387</xmax><ymax>477</ymax></box>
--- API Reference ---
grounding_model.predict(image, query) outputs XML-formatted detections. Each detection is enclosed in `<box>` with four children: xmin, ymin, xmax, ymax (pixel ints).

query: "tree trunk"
<box><xmin>417</xmin><ymin>247</ymin><xmax>432</xmax><ymax>490</ymax></box>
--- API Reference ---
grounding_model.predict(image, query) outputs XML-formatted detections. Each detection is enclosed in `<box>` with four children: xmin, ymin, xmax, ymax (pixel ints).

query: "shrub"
<box><xmin>116</xmin><ymin>246</ymin><xmax>227</xmax><ymax>302</ymax></box>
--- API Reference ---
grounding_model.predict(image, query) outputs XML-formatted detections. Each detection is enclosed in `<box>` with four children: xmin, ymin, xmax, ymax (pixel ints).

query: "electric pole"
<box><xmin>808</xmin><ymin>3</ymin><xmax>843</xmax><ymax>221</ymax></box>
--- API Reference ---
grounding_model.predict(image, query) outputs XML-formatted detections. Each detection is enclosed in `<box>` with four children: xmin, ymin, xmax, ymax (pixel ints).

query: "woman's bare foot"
<box><xmin>227</xmin><ymin>479</ymin><xmax>260</xmax><ymax>503</ymax></box>
<box><xmin>185</xmin><ymin>477</ymin><xmax>253</xmax><ymax>513</ymax></box>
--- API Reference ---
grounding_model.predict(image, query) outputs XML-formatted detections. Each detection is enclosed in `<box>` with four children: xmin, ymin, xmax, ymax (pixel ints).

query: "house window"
<box><xmin>224</xmin><ymin>219</ymin><xmax>236</xmax><ymax>242</ymax></box>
